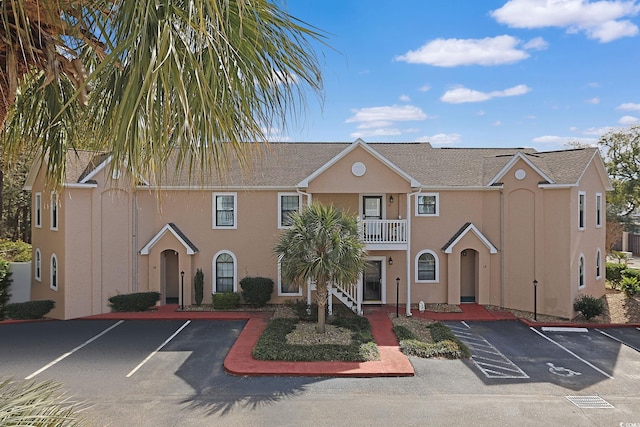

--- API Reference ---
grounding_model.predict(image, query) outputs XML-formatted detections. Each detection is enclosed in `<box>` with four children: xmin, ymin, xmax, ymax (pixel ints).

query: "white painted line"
<box><xmin>542</xmin><ymin>327</ymin><xmax>588</xmax><ymax>333</ymax></box>
<box><xmin>126</xmin><ymin>320</ymin><xmax>190</xmax><ymax>378</ymax></box>
<box><xmin>461</xmin><ymin>321</ymin><xmax>470</xmax><ymax>329</ymax></box>
<box><xmin>529</xmin><ymin>327</ymin><xmax>614</xmax><ymax>379</ymax></box>
<box><xmin>597</xmin><ymin>329</ymin><xmax>640</xmax><ymax>353</ymax></box>
<box><xmin>25</xmin><ymin>320</ymin><xmax>124</xmax><ymax>380</ymax></box>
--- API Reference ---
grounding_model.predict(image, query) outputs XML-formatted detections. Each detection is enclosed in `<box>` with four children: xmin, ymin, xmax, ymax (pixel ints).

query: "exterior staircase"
<box><xmin>329</xmin><ymin>281</ymin><xmax>362</xmax><ymax>315</ymax></box>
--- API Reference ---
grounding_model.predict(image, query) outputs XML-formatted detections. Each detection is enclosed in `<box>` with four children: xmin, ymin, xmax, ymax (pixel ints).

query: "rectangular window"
<box><xmin>213</xmin><ymin>193</ymin><xmax>237</xmax><ymax>228</ymax></box>
<box><xmin>595</xmin><ymin>193</ymin><xmax>602</xmax><ymax>228</ymax></box>
<box><xmin>35</xmin><ymin>193</ymin><xmax>42</xmax><ymax>228</ymax></box>
<box><xmin>50</xmin><ymin>192</ymin><xmax>58</xmax><ymax>231</ymax></box>
<box><xmin>278</xmin><ymin>193</ymin><xmax>300</xmax><ymax>228</ymax></box>
<box><xmin>416</xmin><ymin>193</ymin><xmax>439</xmax><ymax>216</ymax></box>
<box><xmin>278</xmin><ymin>261</ymin><xmax>301</xmax><ymax>296</ymax></box>
<box><xmin>578</xmin><ymin>191</ymin><xmax>585</xmax><ymax>230</ymax></box>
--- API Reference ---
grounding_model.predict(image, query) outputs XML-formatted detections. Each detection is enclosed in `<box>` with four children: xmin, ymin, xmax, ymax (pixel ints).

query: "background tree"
<box><xmin>274</xmin><ymin>204</ymin><xmax>366</xmax><ymax>333</ymax></box>
<box><xmin>1</xmin><ymin>0</ymin><xmax>324</xmax><ymax>188</ymax></box>
<box><xmin>599</xmin><ymin>125</ymin><xmax>640</xmax><ymax>229</ymax></box>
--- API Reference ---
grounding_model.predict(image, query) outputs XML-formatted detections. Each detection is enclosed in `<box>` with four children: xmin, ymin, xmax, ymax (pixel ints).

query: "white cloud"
<box><xmin>395</xmin><ymin>35</ymin><xmax>535</xmax><ymax>67</ymax></box>
<box><xmin>493</xmin><ymin>121</ymin><xmax>503</xmax><ymax>126</ymax></box>
<box><xmin>582</xmin><ymin>126</ymin><xmax>613</xmax><ymax>135</ymax></box>
<box><xmin>416</xmin><ymin>133</ymin><xmax>462</xmax><ymax>146</ymax></box>
<box><xmin>617</xmin><ymin>102</ymin><xmax>640</xmax><ymax>111</ymax></box>
<box><xmin>586</xmin><ymin>97</ymin><xmax>600</xmax><ymax>104</ymax></box>
<box><xmin>491</xmin><ymin>0</ymin><xmax>640</xmax><ymax>43</ymax></box>
<box><xmin>261</xmin><ymin>127</ymin><xmax>291</xmax><ymax>142</ymax></box>
<box><xmin>346</xmin><ymin>105</ymin><xmax>428</xmax><ymax>123</ymax></box>
<box><xmin>619</xmin><ymin>115</ymin><xmax>639</xmax><ymax>125</ymax></box>
<box><xmin>440</xmin><ymin>84</ymin><xmax>532</xmax><ymax>104</ymax></box>
<box><xmin>533</xmin><ymin>135</ymin><xmax>598</xmax><ymax>146</ymax></box>
<box><xmin>588</xmin><ymin>82</ymin><xmax>601</xmax><ymax>87</ymax></box>
<box><xmin>523</xmin><ymin>36</ymin><xmax>549</xmax><ymax>50</ymax></box>
<box><xmin>399</xmin><ymin>94</ymin><xmax>411</xmax><ymax>102</ymax></box>
<box><xmin>350</xmin><ymin>128</ymin><xmax>403</xmax><ymax>138</ymax></box>
<box><xmin>419</xmin><ymin>85</ymin><xmax>431</xmax><ymax>92</ymax></box>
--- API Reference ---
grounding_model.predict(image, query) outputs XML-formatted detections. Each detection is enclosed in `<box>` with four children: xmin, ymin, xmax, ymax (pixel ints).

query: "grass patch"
<box><xmin>393</xmin><ymin>322</ymin><xmax>470</xmax><ymax>359</ymax></box>
<box><xmin>252</xmin><ymin>315</ymin><xmax>379</xmax><ymax>362</ymax></box>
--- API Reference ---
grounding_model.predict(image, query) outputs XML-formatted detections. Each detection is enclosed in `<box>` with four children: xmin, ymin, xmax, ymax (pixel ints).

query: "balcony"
<box><xmin>360</xmin><ymin>219</ymin><xmax>408</xmax><ymax>250</ymax></box>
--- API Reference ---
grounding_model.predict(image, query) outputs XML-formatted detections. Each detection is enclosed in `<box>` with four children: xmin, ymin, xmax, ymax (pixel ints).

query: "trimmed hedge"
<box><xmin>108</xmin><ymin>292</ymin><xmax>160</xmax><ymax>312</ymax></box>
<box><xmin>211</xmin><ymin>292</ymin><xmax>240</xmax><ymax>310</ymax></box>
<box><xmin>0</xmin><ymin>239</ymin><xmax>32</xmax><ymax>263</ymax></box>
<box><xmin>240</xmin><ymin>277</ymin><xmax>274</xmax><ymax>308</ymax></box>
<box><xmin>5</xmin><ymin>300</ymin><xmax>55</xmax><ymax>320</ymax></box>
<box><xmin>0</xmin><ymin>260</ymin><xmax>11</xmax><ymax>320</ymax></box>
<box><xmin>393</xmin><ymin>322</ymin><xmax>471</xmax><ymax>359</ymax></box>
<box><xmin>606</xmin><ymin>262</ymin><xmax>627</xmax><ymax>288</ymax></box>
<box><xmin>194</xmin><ymin>269</ymin><xmax>204</xmax><ymax>306</ymax></box>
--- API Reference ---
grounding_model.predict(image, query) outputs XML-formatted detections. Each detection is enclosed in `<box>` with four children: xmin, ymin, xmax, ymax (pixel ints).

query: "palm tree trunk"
<box><xmin>316</xmin><ymin>280</ymin><xmax>328</xmax><ymax>334</ymax></box>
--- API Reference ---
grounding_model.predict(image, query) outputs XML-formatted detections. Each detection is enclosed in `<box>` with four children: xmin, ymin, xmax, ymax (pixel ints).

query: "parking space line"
<box><xmin>596</xmin><ymin>329</ymin><xmax>640</xmax><ymax>353</ymax></box>
<box><xmin>529</xmin><ymin>327</ymin><xmax>614</xmax><ymax>379</ymax></box>
<box><xmin>448</xmin><ymin>323</ymin><xmax>529</xmax><ymax>379</ymax></box>
<box><xmin>126</xmin><ymin>320</ymin><xmax>191</xmax><ymax>378</ymax></box>
<box><xmin>25</xmin><ymin>320</ymin><xmax>124</xmax><ymax>380</ymax></box>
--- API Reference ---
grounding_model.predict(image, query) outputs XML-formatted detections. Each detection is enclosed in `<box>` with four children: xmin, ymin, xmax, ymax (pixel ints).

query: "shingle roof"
<box><xmin>63</xmin><ymin>142</ymin><xmax>601</xmax><ymax>188</ymax></box>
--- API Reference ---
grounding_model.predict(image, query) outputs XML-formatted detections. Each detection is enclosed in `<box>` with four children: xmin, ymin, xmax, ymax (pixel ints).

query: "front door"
<box><xmin>363</xmin><ymin>260</ymin><xmax>382</xmax><ymax>301</ymax></box>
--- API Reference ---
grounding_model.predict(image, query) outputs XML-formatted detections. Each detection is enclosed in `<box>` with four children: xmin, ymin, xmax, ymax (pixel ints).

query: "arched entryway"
<box><xmin>161</xmin><ymin>250</ymin><xmax>179</xmax><ymax>304</ymax></box>
<box><xmin>460</xmin><ymin>248</ymin><xmax>478</xmax><ymax>303</ymax></box>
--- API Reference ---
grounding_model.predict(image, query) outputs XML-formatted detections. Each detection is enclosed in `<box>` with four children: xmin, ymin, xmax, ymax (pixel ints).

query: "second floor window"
<box><xmin>213</xmin><ymin>193</ymin><xmax>236</xmax><ymax>228</ymax></box>
<box><xmin>416</xmin><ymin>193</ymin><xmax>439</xmax><ymax>216</ymax></box>
<box><xmin>50</xmin><ymin>192</ymin><xmax>58</xmax><ymax>231</ymax></box>
<box><xmin>279</xmin><ymin>194</ymin><xmax>300</xmax><ymax>228</ymax></box>
<box><xmin>35</xmin><ymin>193</ymin><xmax>42</xmax><ymax>228</ymax></box>
<box><xmin>578</xmin><ymin>191</ymin><xmax>585</xmax><ymax>230</ymax></box>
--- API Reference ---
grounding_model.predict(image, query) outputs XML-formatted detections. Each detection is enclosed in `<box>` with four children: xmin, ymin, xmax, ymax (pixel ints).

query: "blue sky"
<box><xmin>274</xmin><ymin>0</ymin><xmax>640</xmax><ymax>151</ymax></box>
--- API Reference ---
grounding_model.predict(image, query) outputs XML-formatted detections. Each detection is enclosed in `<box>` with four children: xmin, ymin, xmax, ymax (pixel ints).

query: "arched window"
<box><xmin>50</xmin><ymin>254</ymin><xmax>58</xmax><ymax>291</ymax></box>
<box><xmin>415</xmin><ymin>250</ymin><xmax>439</xmax><ymax>282</ymax></box>
<box><xmin>578</xmin><ymin>254</ymin><xmax>585</xmax><ymax>289</ymax></box>
<box><xmin>596</xmin><ymin>249</ymin><xmax>602</xmax><ymax>280</ymax></box>
<box><xmin>214</xmin><ymin>251</ymin><xmax>236</xmax><ymax>293</ymax></box>
<box><xmin>35</xmin><ymin>249</ymin><xmax>42</xmax><ymax>281</ymax></box>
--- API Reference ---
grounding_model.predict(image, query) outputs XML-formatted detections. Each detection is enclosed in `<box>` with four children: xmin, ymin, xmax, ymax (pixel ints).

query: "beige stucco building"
<box><xmin>25</xmin><ymin>139</ymin><xmax>612</xmax><ymax>320</ymax></box>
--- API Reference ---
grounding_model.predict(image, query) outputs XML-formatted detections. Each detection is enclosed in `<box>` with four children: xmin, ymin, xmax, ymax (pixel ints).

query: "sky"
<box><xmin>272</xmin><ymin>0</ymin><xmax>640</xmax><ymax>151</ymax></box>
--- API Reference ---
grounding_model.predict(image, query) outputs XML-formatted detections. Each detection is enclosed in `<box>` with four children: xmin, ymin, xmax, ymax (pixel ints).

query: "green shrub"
<box><xmin>194</xmin><ymin>269</ymin><xmax>204</xmax><ymax>306</ymax></box>
<box><xmin>622</xmin><ymin>267</ymin><xmax>640</xmax><ymax>279</ymax></box>
<box><xmin>0</xmin><ymin>239</ymin><xmax>32</xmax><ymax>263</ymax></box>
<box><xmin>573</xmin><ymin>295</ymin><xmax>605</xmax><ymax>320</ymax></box>
<box><xmin>290</xmin><ymin>299</ymin><xmax>319</xmax><ymax>321</ymax></box>
<box><xmin>5</xmin><ymin>300</ymin><xmax>55</xmax><ymax>320</ymax></box>
<box><xmin>252</xmin><ymin>316</ymin><xmax>379</xmax><ymax>362</ymax></box>
<box><xmin>620</xmin><ymin>276</ymin><xmax>640</xmax><ymax>297</ymax></box>
<box><xmin>240</xmin><ymin>277</ymin><xmax>274</xmax><ymax>308</ymax></box>
<box><xmin>211</xmin><ymin>292</ymin><xmax>240</xmax><ymax>310</ymax></box>
<box><xmin>606</xmin><ymin>262</ymin><xmax>627</xmax><ymax>288</ymax></box>
<box><xmin>0</xmin><ymin>260</ymin><xmax>12</xmax><ymax>320</ymax></box>
<box><xmin>108</xmin><ymin>292</ymin><xmax>160</xmax><ymax>312</ymax></box>
<box><xmin>392</xmin><ymin>322</ymin><xmax>471</xmax><ymax>359</ymax></box>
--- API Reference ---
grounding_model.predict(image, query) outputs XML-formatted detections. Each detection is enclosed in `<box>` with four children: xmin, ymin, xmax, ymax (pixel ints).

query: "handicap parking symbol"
<box><xmin>547</xmin><ymin>362</ymin><xmax>581</xmax><ymax>377</ymax></box>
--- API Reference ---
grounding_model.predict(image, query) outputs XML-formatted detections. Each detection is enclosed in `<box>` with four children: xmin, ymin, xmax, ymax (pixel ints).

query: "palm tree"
<box><xmin>1</xmin><ymin>0</ymin><xmax>324</xmax><ymax>186</ymax></box>
<box><xmin>275</xmin><ymin>203</ymin><xmax>366</xmax><ymax>333</ymax></box>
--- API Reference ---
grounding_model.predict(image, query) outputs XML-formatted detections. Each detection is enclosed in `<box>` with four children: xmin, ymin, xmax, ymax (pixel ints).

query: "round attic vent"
<box><xmin>352</xmin><ymin>161</ymin><xmax>366</xmax><ymax>177</ymax></box>
<box><xmin>515</xmin><ymin>169</ymin><xmax>526</xmax><ymax>180</ymax></box>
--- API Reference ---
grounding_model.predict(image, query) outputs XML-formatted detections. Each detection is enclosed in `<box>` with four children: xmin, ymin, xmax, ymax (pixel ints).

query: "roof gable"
<box><xmin>442</xmin><ymin>222</ymin><xmax>498</xmax><ymax>254</ymax></box>
<box><xmin>139</xmin><ymin>223</ymin><xmax>199</xmax><ymax>255</ymax></box>
<box><xmin>487</xmin><ymin>152</ymin><xmax>554</xmax><ymax>186</ymax></box>
<box><xmin>297</xmin><ymin>139</ymin><xmax>421</xmax><ymax>188</ymax></box>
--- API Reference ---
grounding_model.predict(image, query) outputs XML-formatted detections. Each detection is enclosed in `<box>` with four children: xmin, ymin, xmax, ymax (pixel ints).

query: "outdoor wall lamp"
<box><xmin>388</xmin><ymin>257</ymin><xmax>393</xmax><ymax>266</ymax></box>
<box><xmin>389</xmin><ymin>194</ymin><xmax>394</xmax><ymax>204</ymax></box>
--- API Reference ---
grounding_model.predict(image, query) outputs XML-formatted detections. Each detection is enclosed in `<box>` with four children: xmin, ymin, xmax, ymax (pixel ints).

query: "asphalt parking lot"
<box><xmin>1</xmin><ymin>319</ymin><xmax>639</xmax><ymax>426</ymax></box>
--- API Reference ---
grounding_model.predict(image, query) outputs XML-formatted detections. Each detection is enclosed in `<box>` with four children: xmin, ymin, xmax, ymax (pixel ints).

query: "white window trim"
<box><xmin>578</xmin><ymin>253</ymin><xmax>585</xmax><ymax>290</ymax></box>
<box><xmin>415</xmin><ymin>193</ymin><xmax>439</xmax><ymax>217</ymax></box>
<box><xmin>578</xmin><ymin>191</ymin><xmax>586</xmax><ymax>231</ymax></box>
<box><xmin>212</xmin><ymin>192</ymin><xmax>237</xmax><ymax>229</ymax></box>
<box><xmin>50</xmin><ymin>192</ymin><xmax>58</xmax><ymax>231</ymax></box>
<box><xmin>277</xmin><ymin>258</ymin><xmax>302</xmax><ymax>296</ymax></box>
<box><xmin>415</xmin><ymin>249</ymin><xmax>439</xmax><ymax>283</ymax></box>
<box><xmin>596</xmin><ymin>248</ymin><xmax>602</xmax><ymax>280</ymax></box>
<box><xmin>34</xmin><ymin>192</ymin><xmax>42</xmax><ymax>228</ymax></box>
<box><xmin>278</xmin><ymin>192</ymin><xmax>301</xmax><ymax>229</ymax></box>
<box><xmin>595</xmin><ymin>193</ymin><xmax>602</xmax><ymax>228</ymax></box>
<box><xmin>35</xmin><ymin>248</ymin><xmax>42</xmax><ymax>282</ymax></box>
<box><xmin>50</xmin><ymin>253</ymin><xmax>58</xmax><ymax>291</ymax></box>
<box><xmin>212</xmin><ymin>250</ymin><xmax>237</xmax><ymax>293</ymax></box>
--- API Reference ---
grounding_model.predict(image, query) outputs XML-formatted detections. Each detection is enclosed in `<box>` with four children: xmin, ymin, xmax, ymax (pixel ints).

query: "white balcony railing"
<box><xmin>360</xmin><ymin>219</ymin><xmax>407</xmax><ymax>244</ymax></box>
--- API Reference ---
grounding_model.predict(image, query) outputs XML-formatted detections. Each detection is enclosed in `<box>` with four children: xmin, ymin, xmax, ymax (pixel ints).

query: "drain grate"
<box><xmin>565</xmin><ymin>396</ymin><xmax>614</xmax><ymax>409</ymax></box>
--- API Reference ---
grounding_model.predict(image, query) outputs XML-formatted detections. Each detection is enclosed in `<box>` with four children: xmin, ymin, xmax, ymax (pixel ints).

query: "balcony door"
<box><xmin>363</xmin><ymin>196</ymin><xmax>383</xmax><ymax>220</ymax></box>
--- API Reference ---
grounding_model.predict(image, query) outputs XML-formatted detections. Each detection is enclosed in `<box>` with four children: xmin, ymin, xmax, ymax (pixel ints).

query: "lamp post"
<box><xmin>396</xmin><ymin>277</ymin><xmax>400</xmax><ymax>318</ymax></box>
<box><xmin>533</xmin><ymin>279</ymin><xmax>538</xmax><ymax>321</ymax></box>
<box><xmin>181</xmin><ymin>271</ymin><xmax>185</xmax><ymax>310</ymax></box>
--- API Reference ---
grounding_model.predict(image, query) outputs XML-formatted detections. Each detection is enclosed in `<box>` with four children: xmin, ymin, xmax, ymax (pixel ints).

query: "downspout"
<box><xmin>500</xmin><ymin>188</ymin><xmax>504</xmax><ymax>308</ymax></box>
<box><xmin>406</xmin><ymin>188</ymin><xmax>421</xmax><ymax>316</ymax></box>
<box><xmin>132</xmin><ymin>188</ymin><xmax>138</xmax><ymax>292</ymax></box>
